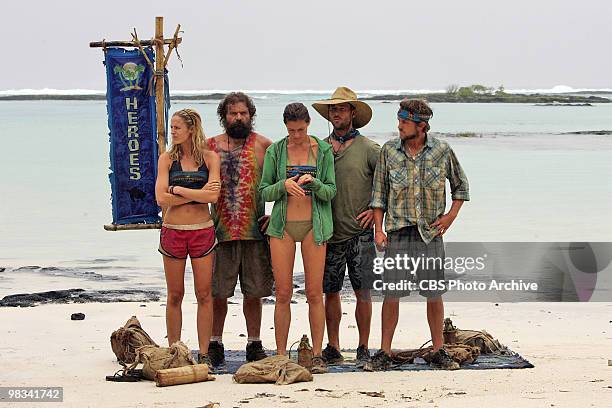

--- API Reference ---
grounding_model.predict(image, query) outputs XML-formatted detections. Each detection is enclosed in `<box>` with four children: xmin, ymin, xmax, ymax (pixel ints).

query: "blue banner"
<box><xmin>104</xmin><ymin>47</ymin><xmax>164</xmax><ymax>225</ymax></box>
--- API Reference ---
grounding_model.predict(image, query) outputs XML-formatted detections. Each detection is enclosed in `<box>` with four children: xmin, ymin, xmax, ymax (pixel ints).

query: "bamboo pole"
<box><xmin>155</xmin><ymin>17</ymin><xmax>168</xmax><ymax>223</ymax></box>
<box><xmin>155</xmin><ymin>16</ymin><xmax>166</xmax><ymax>156</ymax></box>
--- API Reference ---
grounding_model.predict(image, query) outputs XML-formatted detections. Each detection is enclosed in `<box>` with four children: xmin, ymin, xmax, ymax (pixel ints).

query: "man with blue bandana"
<box><xmin>366</xmin><ymin>99</ymin><xmax>470</xmax><ymax>371</ymax></box>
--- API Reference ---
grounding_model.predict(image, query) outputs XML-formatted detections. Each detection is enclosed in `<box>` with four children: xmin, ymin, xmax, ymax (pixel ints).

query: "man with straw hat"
<box><xmin>312</xmin><ymin>87</ymin><xmax>381</xmax><ymax>367</ymax></box>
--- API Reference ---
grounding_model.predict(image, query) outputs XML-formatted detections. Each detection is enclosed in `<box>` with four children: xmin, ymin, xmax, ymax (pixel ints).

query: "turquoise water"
<box><xmin>0</xmin><ymin>99</ymin><xmax>611</xmax><ymax>295</ymax></box>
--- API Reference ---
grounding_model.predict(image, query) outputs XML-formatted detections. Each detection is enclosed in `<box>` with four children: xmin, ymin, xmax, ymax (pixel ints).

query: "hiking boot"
<box><xmin>197</xmin><ymin>353</ymin><xmax>211</xmax><ymax>365</ymax></box>
<box><xmin>363</xmin><ymin>349</ymin><xmax>393</xmax><ymax>372</ymax></box>
<box><xmin>208</xmin><ymin>341</ymin><xmax>225</xmax><ymax>367</ymax></box>
<box><xmin>322</xmin><ymin>344</ymin><xmax>344</xmax><ymax>364</ymax></box>
<box><xmin>198</xmin><ymin>353</ymin><xmax>217</xmax><ymax>374</ymax></box>
<box><xmin>310</xmin><ymin>356</ymin><xmax>328</xmax><ymax>374</ymax></box>
<box><xmin>246</xmin><ymin>340</ymin><xmax>267</xmax><ymax>362</ymax></box>
<box><xmin>355</xmin><ymin>344</ymin><xmax>371</xmax><ymax>368</ymax></box>
<box><xmin>429</xmin><ymin>348</ymin><xmax>460</xmax><ymax>370</ymax></box>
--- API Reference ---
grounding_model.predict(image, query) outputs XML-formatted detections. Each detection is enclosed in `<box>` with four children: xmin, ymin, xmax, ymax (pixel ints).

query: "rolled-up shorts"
<box><xmin>382</xmin><ymin>226</ymin><xmax>447</xmax><ymax>299</ymax></box>
<box><xmin>323</xmin><ymin>230</ymin><xmax>377</xmax><ymax>294</ymax></box>
<box><xmin>158</xmin><ymin>220</ymin><xmax>217</xmax><ymax>259</ymax></box>
<box><xmin>212</xmin><ymin>239</ymin><xmax>274</xmax><ymax>299</ymax></box>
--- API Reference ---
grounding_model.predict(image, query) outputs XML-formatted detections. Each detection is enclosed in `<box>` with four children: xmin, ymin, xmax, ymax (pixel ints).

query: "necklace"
<box><xmin>331</xmin><ymin>139</ymin><xmax>343</xmax><ymax>157</ymax></box>
<box><xmin>227</xmin><ymin>134</ymin><xmax>247</xmax><ymax>186</ymax></box>
<box><xmin>405</xmin><ymin>141</ymin><xmax>423</xmax><ymax>158</ymax></box>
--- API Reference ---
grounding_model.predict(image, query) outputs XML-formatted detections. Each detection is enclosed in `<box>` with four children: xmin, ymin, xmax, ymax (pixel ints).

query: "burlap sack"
<box><xmin>453</xmin><ymin>329</ymin><xmax>507</xmax><ymax>354</ymax></box>
<box><xmin>233</xmin><ymin>355</ymin><xmax>313</xmax><ymax>385</ymax></box>
<box><xmin>134</xmin><ymin>341</ymin><xmax>196</xmax><ymax>381</ymax></box>
<box><xmin>424</xmin><ymin>344</ymin><xmax>480</xmax><ymax>364</ymax></box>
<box><xmin>393</xmin><ymin>344</ymin><xmax>480</xmax><ymax>365</ymax></box>
<box><xmin>110</xmin><ymin>316</ymin><xmax>158</xmax><ymax>365</ymax></box>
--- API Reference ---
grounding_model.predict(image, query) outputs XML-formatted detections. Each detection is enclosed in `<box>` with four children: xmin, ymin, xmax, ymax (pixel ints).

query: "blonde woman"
<box><xmin>155</xmin><ymin>109</ymin><xmax>221</xmax><ymax>365</ymax></box>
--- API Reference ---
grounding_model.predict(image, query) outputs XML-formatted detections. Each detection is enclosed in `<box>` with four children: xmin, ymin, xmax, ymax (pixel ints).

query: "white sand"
<box><xmin>1</xmin><ymin>299</ymin><xmax>611</xmax><ymax>407</ymax></box>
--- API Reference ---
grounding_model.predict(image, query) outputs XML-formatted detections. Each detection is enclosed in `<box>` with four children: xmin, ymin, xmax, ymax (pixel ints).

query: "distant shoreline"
<box><xmin>1</xmin><ymin>92</ymin><xmax>610</xmax><ymax>103</ymax></box>
<box><xmin>0</xmin><ymin>93</ymin><xmax>227</xmax><ymax>101</ymax></box>
<box><xmin>364</xmin><ymin>93</ymin><xmax>611</xmax><ymax>103</ymax></box>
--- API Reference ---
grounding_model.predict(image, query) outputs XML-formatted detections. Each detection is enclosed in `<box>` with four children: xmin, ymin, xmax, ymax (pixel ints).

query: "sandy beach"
<box><xmin>1</xmin><ymin>298</ymin><xmax>610</xmax><ymax>407</ymax></box>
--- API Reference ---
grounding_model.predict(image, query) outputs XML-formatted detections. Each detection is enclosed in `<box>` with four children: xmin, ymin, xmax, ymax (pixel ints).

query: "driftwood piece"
<box><xmin>89</xmin><ymin>39</ymin><xmax>181</xmax><ymax>48</ymax></box>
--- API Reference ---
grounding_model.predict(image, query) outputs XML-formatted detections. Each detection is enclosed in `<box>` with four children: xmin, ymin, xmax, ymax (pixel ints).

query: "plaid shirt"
<box><xmin>370</xmin><ymin>135</ymin><xmax>470</xmax><ymax>243</ymax></box>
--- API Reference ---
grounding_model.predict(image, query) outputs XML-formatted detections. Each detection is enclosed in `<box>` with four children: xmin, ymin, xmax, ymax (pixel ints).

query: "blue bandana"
<box><xmin>331</xmin><ymin>128</ymin><xmax>360</xmax><ymax>144</ymax></box>
<box><xmin>398</xmin><ymin>109</ymin><xmax>432</xmax><ymax>123</ymax></box>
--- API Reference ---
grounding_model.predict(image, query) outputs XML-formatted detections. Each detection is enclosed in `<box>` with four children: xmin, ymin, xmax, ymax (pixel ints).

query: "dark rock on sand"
<box><xmin>71</xmin><ymin>313</ymin><xmax>85</xmax><ymax>320</ymax></box>
<box><xmin>0</xmin><ymin>267</ymin><xmax>5</xmax><ymax>272</ymax></box>
<box><xmin>261</xmin><ymin>298</ymin><xmax>276</xmax><ymax>305</ymax></box>
<box><xmin>0</xmin><ymin>288</ymin><xmax>161</xmax><ymax>307</ymax></box>
<box><xmin>14</xmin><ymin>265</ymin><xmax>41</xmax><ymax>271</ymax></box>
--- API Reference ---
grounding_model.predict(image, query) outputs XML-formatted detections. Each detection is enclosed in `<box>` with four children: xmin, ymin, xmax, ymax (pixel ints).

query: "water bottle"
<box><xmin>297</xmin><ymin>334</ymin><xmax>313</xmax><ymax>369</ymax></box>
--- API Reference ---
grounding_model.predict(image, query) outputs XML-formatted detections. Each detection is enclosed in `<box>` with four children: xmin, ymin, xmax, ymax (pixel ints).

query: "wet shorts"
<box><xmin>212</xmin><ymin>240</ymin><xmax>274</xmax><ymax>299</ymax></box>
<box><xmin>323</xmin><ymin>230</ymin><xmax>377</xmax><ymax>294</ymax></box>
<box><xmin>158</xmin><ymin>220</ymin><xmax>217</xmax><ymax>259</ymax></box>
<box><xmin>381</xmin><ymin>226</ymin><xmax>446</xmax><ymax>299</ymax></box>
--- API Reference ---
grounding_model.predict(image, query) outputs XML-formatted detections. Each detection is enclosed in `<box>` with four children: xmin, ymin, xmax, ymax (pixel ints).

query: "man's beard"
<box><xmin>332</xmin><ymin>118</ymin><xmax>351</xmax><ymax>134</ymax></box>
<box><xmin>400</xmin><ymin>131</ymin><xmax>417</xmax><ymax>141</ymax></box>
<box><xmin>225</xmin><ymin>119</ymin><xmax>253</xmax><ymax>140</ymax></box>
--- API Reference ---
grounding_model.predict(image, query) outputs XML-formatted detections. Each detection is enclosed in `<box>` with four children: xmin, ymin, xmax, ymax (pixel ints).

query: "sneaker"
<box><xmin>208</xmin><ymin>341</ymin><xmax>225</xmax><ymax>367</ymax></box>
<box><xmin>355</xmin><ymin>344</ymin><xmax>371</xmax><ymax>368</ymax></box>
<box><xmin>363</xmin><ymin>349</ymin><xmax>393</xmax><ymax>372</ymax></box>
<box><xmin>322</xmin><ymin>344</ymin><xmax>344</xmax><ymax>364</ymax></box>
<box><xmin>245</xmin><ymin>340</ymin><xmax>267</xmax><ymax>362</ymax></box>
<box><xmin>429</xmin><ymin>348</ymin><xmax>460</xmax><ymax>370</ymax></box>
<box><xmin>310</xmin><ymin>356</ymin><xmax>328</xmax><ymax>374</ymax></box>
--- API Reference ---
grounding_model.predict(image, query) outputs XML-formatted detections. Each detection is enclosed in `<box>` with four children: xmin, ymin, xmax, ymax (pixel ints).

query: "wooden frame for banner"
<box><xmin>90</xmin><ymin>16</ymin><xmax>181</xmax><ymax>231</ymax></box>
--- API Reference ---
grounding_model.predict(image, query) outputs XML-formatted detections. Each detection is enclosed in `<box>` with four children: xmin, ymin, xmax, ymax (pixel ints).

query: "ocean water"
<box><xmin>0</xmin><ymin>96</ymin><xmax>611</xmax><ymax>297</ymax></box>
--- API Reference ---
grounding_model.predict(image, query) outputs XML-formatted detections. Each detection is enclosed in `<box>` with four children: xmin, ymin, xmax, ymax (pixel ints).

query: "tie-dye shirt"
<box><xmin>208</xmin><ymin>133</ymin><xmax>265</xmax><ymax>242</ymax></box>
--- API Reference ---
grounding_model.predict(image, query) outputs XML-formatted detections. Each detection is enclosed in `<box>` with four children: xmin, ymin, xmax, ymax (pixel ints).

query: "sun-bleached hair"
<box><xmin>168</xmin><ymin>109</ymin><xmax>208</xmax><ymax>165</ymax></box>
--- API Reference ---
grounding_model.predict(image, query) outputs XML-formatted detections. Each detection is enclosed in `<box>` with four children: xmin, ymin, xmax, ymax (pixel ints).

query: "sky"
<box><xmin>1</xmin><ymin>0</ymin><xmax>611</xmax><ymax>91</ymax></box>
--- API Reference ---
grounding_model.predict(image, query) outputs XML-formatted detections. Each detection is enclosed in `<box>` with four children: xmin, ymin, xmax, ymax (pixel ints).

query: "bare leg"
<box><xmin>427</xmin><ymin>296</ymin><xmax>444</xmax><ymax>351</ymax></box>
<box><xmin>243</xmin><ymin>296</ymin><xmax>262</xmax><ymax>338</ymax></box>
<box><xmin>380</xmin><ymin>297</ymin><xmax>399</xmax><ymax>354</ymax></box>
<box><xmin>192</xmin><ymin>254</ymin><xmax>214</xmax><ymax>355</ymax></box>
<box><xmin>163</xmin><ymin>255</ymin><xmax>186</xmax><ymax>346</ymax></box>
<box><xmin>354</xmin><ymin>289</ymin><xmax>372</xmax><ymax>348</ymax></box>
<box><xmin>269</xmin><ymin>234</ymin><xmax>296</xmax><ymax>355</ymax></box>
<box><xmin>301</xmin><ymin>229</ymin><xmax>327</xmax><ymax>357</ymax></box>
<box><xmin>324</xmin><ymin>292</ymin><xmax>342</xmax><ymax>350</ymax></box>
<box><xmin>212</xmin><ymin>297</ymin><xmax>227</xmax><ymax>338</ymax></box>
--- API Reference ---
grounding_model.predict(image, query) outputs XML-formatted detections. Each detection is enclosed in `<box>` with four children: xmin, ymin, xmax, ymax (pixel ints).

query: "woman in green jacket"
<box><xmin>259</xmin><ymin>103</ymin><xmax>336</xmax><ymax>374</ymax></box>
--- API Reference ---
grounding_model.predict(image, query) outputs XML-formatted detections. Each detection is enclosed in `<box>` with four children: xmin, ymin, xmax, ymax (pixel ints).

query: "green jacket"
<box><xmin>259</xmin><ymin>136</ymin><xmax>336</xmax><ymax>245</ymax></box>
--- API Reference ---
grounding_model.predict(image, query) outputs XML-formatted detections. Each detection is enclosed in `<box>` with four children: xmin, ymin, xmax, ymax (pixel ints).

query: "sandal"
<box><xmin>105</xmin><ymin>368</ymin><xmax>143</xmax><ymax>382</ymax></box>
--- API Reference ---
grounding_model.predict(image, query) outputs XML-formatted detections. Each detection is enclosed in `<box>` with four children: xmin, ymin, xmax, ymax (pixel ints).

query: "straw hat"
<box><xmin>312</xmin><ymin>87</ymin><xmax>372</xmax><ymax>128</ymax></box>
